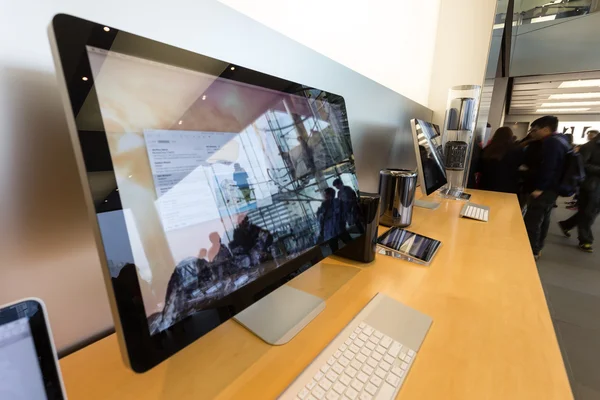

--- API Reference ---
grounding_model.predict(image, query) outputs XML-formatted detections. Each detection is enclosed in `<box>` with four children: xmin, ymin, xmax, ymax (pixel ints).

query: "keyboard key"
<box><xmin>345</xmin><ymin>387</ymin><xmax>358</xmax><ymax>400</ymax></box>
<box><xmin>368</xmin><ymin>335</ymin><xmax>379</xmax><ymax>344</ymax></box>
<box><xmin>380</xmin><ymin>361</ymin><xmax>391</xmax><ymax>371</ymax></box>
<box><xmin>363</xmin><ymin>325</ymin><xmax>374</xmax><ymax>336</ymax></box>
<box><xmin>353</xmin><ymin>338</ymin><xmax>365</xmax><ymax>348</ymax></box>
<box><xmin>339</xmin><ymin>373</ymin><xmax>352</xmax><ymax>386</ymax></box>
<box><xmin>307</xmin><ymin>379</ymin><xmax>317</xmax><ymax>390</ymax></box>
<box><xmin>365</xmin><ymin>382</ymin><xmax>378</xmax><ymax>395</ymax></box>
<box><xmin>362</xmin><ymin>364</ymin><xmax>374</xmax><ymax>376</ymax></box>
<box><xmin>298</xmin><ymin>387</ymin><xmax>310</xmax><ymax>399</ymax></box>
<box><xmin>339</xmin><ymin>356</ymin><xmax>350</xmax><ymax>367</ymax></box>
<box><xmin>358</xmin><ymin>333</ymin><xmax>369</xmax><ymax>342</ymax></box>
<box><xmin>349</xmin><ymin>344</ymin><xmax>360</xmax><ymax>354</ymax></box>
<box><xmin>326</xmin><ymin>391</ymin><xmax>340</xmax><ymax>400</ymax></box>
<box><xmin>345</xmin><ymin>366</ymin><xmax>357</xmax><ymax>378</ymax></box>
<box><xmin>399</xmin><ymin>352</ymin><xmax>406</xmax><ymax>361</ymax></box>
<box><xmin>327</xmin><ymin>370</ymin><xmax>339</xmax><ymax>381</ymax></box>
<box><xmin>356</xmin><ymin>354</ymin><xmax>367</xmax><ymax>363</ymax></box>
<box><xmin>344</xmin><ymin>339</ymin><xmax>352</xmax><ymax>346</ymax></box>
<box><xmin>332</xmin><ymin>363</ymin><xmax>344</xmax><ymax>375</ymax></box>
<box><xmin>356</xmin><ymin>371</ymin><xmax>369</xmax><ymax>383</ymax></box>
<box><xmin>340</xmin><ymin>344</ymin><xmax>348</xmax><ymax>352</ymax></box>
<box><xmin>391</xmin><ymin>366</ymin><xmax>403</xmax><ymax>377</ymax></box>
<box><xmin>380</xmin><ymin>336</ymin><xmax>392</xmax><ymax>349</ymax></box>
<box><xmin>375</xmin><ymin>368</ymin><xmax>386</xmax><ymax>379</ymax></box>
<box><xmin>314</xmin><ymin>371</ymin><xmax>324</xmax><ymax>381</ymax></box>
<box><xmin>321</xmin><ymin>365</ymin><xmax>330</xmax><ymax>374</ymax></box>
<box><xmin>344</xmin><ymin>351</ymin><xmax>355</xmax><ymax>361</ymax></box>
<box><xmin>328</xmin><ymin>357</ymin><xmax>336</xmax><ymax>366</ymax></box>
<box><xmin>354</xmin><ymin>328</ymin><xmax>361</xmax><ymax>334</ymax></box>
<box><xmin>405</xmin><ymin>355</ymin><xmax>412</xmax><ymax>363</ymax></box>
<box><xmin>407</xmin><ymin>349</ymin><xmax>415</xmax><ymax>357</ymax></box>
<box><xmin>385</xmin><ymin>373</ymin><xmax>401</xmax><ymax>388</ymax></box>
<box><xmin>359</xmin><ymin>393</ymin><xmax>373</xmax><ymax>400</ymax></box>
<box><xmin>371</xmin><ymin>351</ymin><xmax>382</xmax><ymax>362</ymax></box>
<box><xmin>375</xmin><ymin>345</ymin><xmax>386</xmax><ymax>355</ymax></box>
<box><xmin>333</xmin><ymin>382</ymin><xmax>346</xmax><ymax>394</ymax></box>
<box><xmin>307</xmin><ymin>394</ymin><xmax>318</xmax><ymax>400</ymax></box>
<box><xmin>312</xmin><ymin>386</ymin><xmax>326</xmax><ymax>399</ymax></box>
<box><xmin>351</xmin><ymin>360</ymin><xmax>362</xmax><ymax>370</ymax></box>
<box><xmin>388</xmin><ymin>343</ymin><xmax>401</xmax><ymax>358</ymax></box>
<box><xmin>383</xmin><ymin>354</ymin><xmax>394</xmax><ymax>364</ymax></box>
<box><xmin>376</xmin><ymin>382</ymin><xmax>395</xmax><ymax>399</ymax></box>
<box><xmin>365</xmin><ymin>341</ymin><xmax>376</xmax><ymax>351</ymax></box>
<box><xmin>370</xmin><ymin>375</ymin><xmax>383</xmax><ymax>387</ymax></box>
<box><xmin>334</xmin><ymin>350</ymin><xmax>342</xmax><ymax>358</ymax></box>
<box><xmin>360</xmin><ymin>347</ymin><xmax>371</xmax><ymax>357</ymax></box>
<box><xmin>350</xmin><ymin>333</ymin><xmax>357</xmax><ymax>340</ymax></box>
<box><xmin>374</xmin><ymin>330</ymin><xmax>383</xmax><ymax>339</ymax></box>
<box><xmin>367</xmin><ymin>358</ymin><xmax>378</xmax><ymax>369</ymax></box>
<box><xmin>359</xmin><ymin>322</ymin><xmax>366</xmax><ymax>329</ymax></box>
<box><xmin>400</xmin><ymin>362</ymin><xmax>408</xmax><ymax>370</ymax></box>
<box><xmin>319</xmin><ymin>378</ymin><xmax>333</xmax><ymax>391</ymax></box>
<box><xmin>351</xmin><ymin>379</ymin><xmax>364</xmax><ymax>392</ymax></box>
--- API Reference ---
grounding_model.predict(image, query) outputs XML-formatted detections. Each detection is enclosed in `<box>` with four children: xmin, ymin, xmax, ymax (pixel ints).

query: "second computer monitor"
<box><xmin>410</xmin><ymin>119</ymin><xmax>447</xmax><ymax>196</ymax></box>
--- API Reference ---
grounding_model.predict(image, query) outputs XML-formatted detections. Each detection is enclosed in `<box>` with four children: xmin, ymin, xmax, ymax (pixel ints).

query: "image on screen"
<box><xmin>86</xmin><ymin>47</ymin><xmax>363</xmax><ymax>334</ymax></box>
<box><xmin>377</xmin><ymin>228</ymin><xmax>441</xmax><ymax>262</ymax></box>
<box><xmin>414</xmin><ymin>119</ymin><xmax>447</xmax><ymax>195</ymax></box>
<box><xmin>0</xmin><ymin>318</ymin><xmax>47</xmax><ymax>400</ymax></box>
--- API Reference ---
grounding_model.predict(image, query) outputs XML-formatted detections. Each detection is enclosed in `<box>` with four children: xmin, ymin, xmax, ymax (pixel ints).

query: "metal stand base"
<box><xmin>233</xmin><ymin>285</ymin><xmax>325</xmax><ymax>345</ymax></box>
<box><xmin>414</xmin><ymin>199</ymin><xmax>441</xmax><ymax>210</ymax></box>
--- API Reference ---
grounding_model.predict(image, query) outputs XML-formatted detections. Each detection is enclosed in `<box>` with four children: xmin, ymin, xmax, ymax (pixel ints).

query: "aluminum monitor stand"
<box><xmin>233</xmin><ymin>285</ymin><xmax>325</xmax><ymax>345</ymax></box>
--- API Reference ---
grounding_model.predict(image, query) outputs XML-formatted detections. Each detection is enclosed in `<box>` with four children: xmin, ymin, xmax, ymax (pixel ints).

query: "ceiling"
<box><xmin>509</xmin><ymin>71</ymin><xmax>600</xmax><ymax>115</ymax></box>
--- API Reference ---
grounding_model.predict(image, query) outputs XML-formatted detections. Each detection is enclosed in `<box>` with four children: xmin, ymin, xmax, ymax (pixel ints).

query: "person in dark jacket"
<box><xmin>522</xmin><ymin>116</ymin><xmax>568</xmax><ymax>260</ymax></box>
<box><xmin>478</xmin><ymin>127</ymin><xmax>524</xmax><ymax>194</ymax></box>
<box><xmin>558</xmin><ymin>130</ymin><xmax>600</xmax><ymax>252</ymax></box>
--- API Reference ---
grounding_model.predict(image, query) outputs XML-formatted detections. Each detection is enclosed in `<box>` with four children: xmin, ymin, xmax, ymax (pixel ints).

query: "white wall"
<box><xmin>218</xmin><ymin>0</ymin><xmax>441</xmax><ymax>107</ymax></box>
<box><xmin>428</xmin><ymin>0</ymin><xmax>498</xmax><ymax>125</ymax></box>
<box><xmin>0</xmin><ymin>0</ymin><xmax>431</xmax><ymax>353</ymax></box>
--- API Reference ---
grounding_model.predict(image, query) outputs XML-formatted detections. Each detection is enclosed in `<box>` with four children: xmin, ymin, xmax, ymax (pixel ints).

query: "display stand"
<box><xmin>234</xmin><ymin>285</ymin><xmax>325</xmax><ymax>345</ymax></box>
<box><xmin>414</xmin><ymin>199</ymin><xmax>440</xmax><ymax>210</ymax></box>
<box><xmin>441</xmin><ymin>85</ymin><xmax>481</xmax><ymax>195</ymax></box>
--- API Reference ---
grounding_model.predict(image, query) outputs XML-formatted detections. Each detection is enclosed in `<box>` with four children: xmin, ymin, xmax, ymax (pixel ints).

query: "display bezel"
<box><xmin>49</xmin><ymin>13</ymin><xmax>358</xmax><ymax>372</ymax></box>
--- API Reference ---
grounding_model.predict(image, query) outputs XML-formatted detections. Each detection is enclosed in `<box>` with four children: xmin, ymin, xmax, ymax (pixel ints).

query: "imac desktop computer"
<box><xmin>49</xmin><ymin>14</ymin><xmax>432</xmax><ymax>399</ymax></box>
<box><xmin>410</xmin><ymin>119</ymin><xmax>470</xmax><ymax>209</ymax></box>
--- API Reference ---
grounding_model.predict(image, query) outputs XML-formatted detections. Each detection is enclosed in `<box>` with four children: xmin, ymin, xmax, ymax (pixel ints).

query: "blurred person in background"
<box><xmin>559</xmin><ymin>130</ymin><xmax>600</xmax><ymax>252</ymax></box>
<box><xmin>522</xmin><ymin>116</ymin><xmax>568</xmax><ymax>260</ymax></box>
<box><xmin>478</xmin><ymin>127</ymin><xmax>524</xmax><ymax>194</ymax></box>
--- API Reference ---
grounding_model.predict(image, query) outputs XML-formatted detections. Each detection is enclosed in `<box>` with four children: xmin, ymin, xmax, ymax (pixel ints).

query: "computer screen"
<box><xmin>85</xmin><ymin>46</ymin><xmax>362</xmax><ymax>336</ymax></box>
<box><xmin>411</xmin><ymin>119</ymin><xmax>447</xmax><ymax>196</ymax></box>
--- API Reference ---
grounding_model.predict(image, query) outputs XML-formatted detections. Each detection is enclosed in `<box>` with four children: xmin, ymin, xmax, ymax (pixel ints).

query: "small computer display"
<box><xmin>411</xmin><ymin>119</ymin><xmax>447</xmax><ymax>196</ymax></box>
<box><xmin>50</xmin><ymin>14</ymin><xmax>363</xmax><ymax>370</ymax></box>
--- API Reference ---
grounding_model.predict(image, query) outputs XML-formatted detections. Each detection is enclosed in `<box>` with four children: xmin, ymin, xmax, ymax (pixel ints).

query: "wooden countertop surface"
<box><xmin>59</xmin><ymin>190</ymin><xmax>572</xmax><ymax>399</ymax></box>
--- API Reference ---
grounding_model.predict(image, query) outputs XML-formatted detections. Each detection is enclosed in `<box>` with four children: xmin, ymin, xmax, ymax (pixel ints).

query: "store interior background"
<box><xmin>478</xmin><ymin>2</ymin><xmax>600</xmax><ymax>399</ymax></box>
<box><xmin>2</xmin><ymin>1</ymin><xmax>600</xmax><ymax>397</ymax></box>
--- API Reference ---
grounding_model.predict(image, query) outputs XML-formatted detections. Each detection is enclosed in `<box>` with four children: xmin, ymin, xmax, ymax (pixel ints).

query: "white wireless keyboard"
<box><xmin>460</xmin><ymin>203</ymin><xmax>489</xmax><ymax>222</ymax></box>
<box><xmin>279</xmin><ymin>293</ymin><xmax>432</xmax><ymax>400</ymax></box>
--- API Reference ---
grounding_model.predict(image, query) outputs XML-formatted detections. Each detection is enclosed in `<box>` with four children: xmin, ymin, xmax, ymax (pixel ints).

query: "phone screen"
<box><xmin>377</xmin><ymin>228</ymin><xmax>441</xmax><ymax>263</ymax></box>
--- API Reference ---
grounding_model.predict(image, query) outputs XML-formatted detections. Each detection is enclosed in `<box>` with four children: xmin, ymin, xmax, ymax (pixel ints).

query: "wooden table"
<box><xmin>59</xmin><ymin>190</ymin><xmax>573</xmax><ymax>399</ymax></box>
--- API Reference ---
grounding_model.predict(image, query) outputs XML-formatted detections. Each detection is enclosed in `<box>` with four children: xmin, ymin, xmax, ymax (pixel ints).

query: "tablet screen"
<box><xmin>377</xmin><ymin>228</ymin><xmax>441</xmax><ymax>263</ymax></box>
<box><xmin>0</xmin><ymin>300</ymin><xmax>64</xmax><ymax>399</ymax></box>
<box><xmin>0</xmin><ymin>318</ymin><xmax>47</xmax><ymax>399</ymax></box>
